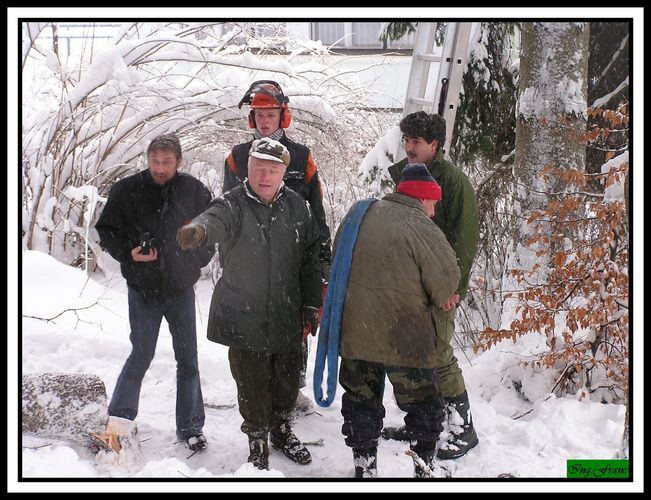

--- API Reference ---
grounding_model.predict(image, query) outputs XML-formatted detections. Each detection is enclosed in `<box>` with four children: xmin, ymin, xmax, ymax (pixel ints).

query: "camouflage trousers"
<box><xmin>339</xmin><ymin>358</ymin><xmax>445</xmax><ymax>450</ymax></box>
<box><xmin>433</xmin><ymin>306</ymin><xmax>466</xmax><ymax>399</ymax></box>
<box><xmin>228</xmin><ymin>345</ymin><xmax>302</xmax><ymax>439</ymax></box>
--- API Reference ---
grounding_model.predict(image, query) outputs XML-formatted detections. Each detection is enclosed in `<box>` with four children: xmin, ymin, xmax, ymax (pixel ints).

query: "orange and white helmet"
<box><xmin>238</xmin><ymin>80</ymin><xmax>292</xmax><ymax>128</ymax></box>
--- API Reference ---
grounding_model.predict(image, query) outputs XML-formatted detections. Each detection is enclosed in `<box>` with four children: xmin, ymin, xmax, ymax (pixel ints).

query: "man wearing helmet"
<box><xmin>223</xmin><ymin>80</ymin><xmax>333</xmax><ymax>410</ymax></box>
<box><xmin>225</xmin><ymin>81</ymin><xmax>331</xmax><ymax>272</ymax></box>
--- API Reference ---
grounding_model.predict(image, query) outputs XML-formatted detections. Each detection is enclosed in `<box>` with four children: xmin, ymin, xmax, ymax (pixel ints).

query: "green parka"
<box><xmin>193</xmin><ymin>183</ymin><xmax>322</xmax><ymax>353</ymax></box>
<box><xmin>338</xmin><ymin>193</ymin><xmax>460</xmax><ymax>369</ymax></box>
<box><xmin>388</xmin><ymin>150</ymin><xmax>479</xmax><ymax>299</ymax></box>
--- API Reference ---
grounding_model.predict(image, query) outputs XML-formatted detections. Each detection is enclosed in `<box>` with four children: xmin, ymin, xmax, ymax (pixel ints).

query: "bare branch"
<box><xmin>23</xmin><ymin>300</ymin><xmax>102</xmax><ymax>323</ymax></box>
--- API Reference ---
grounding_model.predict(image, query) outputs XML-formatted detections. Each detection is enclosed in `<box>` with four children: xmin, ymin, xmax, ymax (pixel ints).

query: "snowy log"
<box><xmin>22</xmin><ymin>373</ymin><xmax>109</xmax><ymax>444</ymax></box>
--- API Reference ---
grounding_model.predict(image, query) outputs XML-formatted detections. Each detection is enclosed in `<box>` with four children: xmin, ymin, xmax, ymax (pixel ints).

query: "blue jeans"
<box><xmin>108</xmin><ymin>287</ymin><xmax>205</xmax><ymax>439</ymax></box>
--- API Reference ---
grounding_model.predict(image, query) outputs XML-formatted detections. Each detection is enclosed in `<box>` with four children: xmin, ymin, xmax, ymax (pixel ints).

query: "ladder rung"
<box><xmin>415</xmin><ymin>53</ymin><xmax>442</xmax><ymax>63</ymax></box>
<box><xmin>408</xmin><ymin>97</ymin><xmax>435</xmax><ymax>107</ymax></box>
<box><xmin>404</xmin><ymin>21</ymin><xmax>473</xmax><ymax>155</ymax></box>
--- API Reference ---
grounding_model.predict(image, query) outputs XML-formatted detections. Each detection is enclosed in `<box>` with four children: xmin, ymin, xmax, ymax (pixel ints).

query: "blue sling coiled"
<box><xmin>313</xmin><ymin>198</ymin><xmax>377</xmax><ymax>407</ymax></box>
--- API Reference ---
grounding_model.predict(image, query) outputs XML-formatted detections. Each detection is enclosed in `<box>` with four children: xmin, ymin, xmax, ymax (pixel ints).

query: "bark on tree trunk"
<box><xmin>511</xmin><ymin>22</ymin><xmax>590</xmax><ymax>270</ymax></box>
<box><xmin>621</xmin><ymin>399</ymin><xmax>629</xmax><ymax>458</ymax></box>
<box><xmin>500</xmin><ymin>22</ymin><xmax>589</xmax><ymax>329</ymax></box>
<box><xmin>22</xmin><ymin>373</ymin><xmax>108</xmax><ymax>444</ymax></box>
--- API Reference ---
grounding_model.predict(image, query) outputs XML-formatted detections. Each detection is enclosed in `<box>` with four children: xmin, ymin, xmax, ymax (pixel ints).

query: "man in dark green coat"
<box><xmin>177</xmin><ymin>138</ymin><xmax>322</xmax><ymax>471</ymax></box>
<box><xmin>224</xmin><ymin>81</ymin><xmax>332</xmax><ymax>412</ymax></box>
<box><xmin>383</xmin><ymin>111</ymin><xmax>480</xmax><ymax>460</ymax></box>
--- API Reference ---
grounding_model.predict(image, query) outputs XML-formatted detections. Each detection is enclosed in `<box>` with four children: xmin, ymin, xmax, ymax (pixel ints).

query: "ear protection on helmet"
<box><xmin>280</xmin><ymin>107</ymin><xmax>291</xmax><ymax>129</ymax></box>
<box><xmin>240</xmin><ymin>80</ymin><xmax>292</xmax><ymax>129</ymax></box>
<box><xmin>248</xmin><ymin>107</ymin><xmax>291</xmax><ymax>129</ymax></box>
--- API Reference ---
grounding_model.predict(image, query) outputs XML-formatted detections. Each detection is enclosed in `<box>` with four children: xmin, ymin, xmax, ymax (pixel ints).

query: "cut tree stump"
<box><xmin>22</xmin><ymin>373</ymin><xmax>109</xmax><ymax>445</ymax></box>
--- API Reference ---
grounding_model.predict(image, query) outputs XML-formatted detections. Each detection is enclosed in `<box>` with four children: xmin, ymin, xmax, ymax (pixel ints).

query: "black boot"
<box><xmin>353</xmin><ymin>446</ymin><xmax>378</xmax><ymax>478</ymax></box>
<box><xmin>437</xmin><ymin>390</ymin><xmax>478</xmax><ymax>460</ymax></box>
<box><xmin>270</xmin><ymin>423</ymin><xmax>312</xmax><ymax>465</ymax></box>
<box><xmin>247</xmin><ymin>436</ymin><xmax>269</xmax><ymax>470</ymax></box>
<box><xmin>381</xmin><ymin>424</ymin><xmax>409</xmax><ymax>441</ymax></box>
<box><xmin>411</xmin><ymin>441</ymin><xmax>437</xmax><ymax>478</ymax></box>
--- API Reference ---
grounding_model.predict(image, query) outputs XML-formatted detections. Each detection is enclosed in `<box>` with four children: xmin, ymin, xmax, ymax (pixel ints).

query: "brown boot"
<box><xmin>247</xmin><ymin>436</ymin><xmax>269</xmax><ymax>470</ymax></box>
<box><xmin>270</xmin><ymin>423</ymin><xmax>311</xmax><ymax>465</ymax></box>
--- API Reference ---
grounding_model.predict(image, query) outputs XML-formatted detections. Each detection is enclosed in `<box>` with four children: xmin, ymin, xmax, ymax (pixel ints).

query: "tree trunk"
<box><xmin>512</xmin><ymin>21</ymin><xmax>590</xmax><ymax>269</ymax></box>
<box><xmin>500</xmin><ymin>22</ymin><xmax>589</xmax><ymax>331</ymax></box>
<box><xmin>52</xmin><ymin>23</ymin><xmax>59</xmax><ymax>58</ymax></box>
<box><xmin>22</xmin><ymin>373</ymin><xmax>108</xmax><ymax>445</ymax></box>
<box><xmin>621</xmin><ymin>401</ymin><xmax>629</xmax><ymax>458</ymax></box>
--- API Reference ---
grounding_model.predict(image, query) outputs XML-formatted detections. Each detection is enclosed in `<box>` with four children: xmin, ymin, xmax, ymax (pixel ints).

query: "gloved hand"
<box><xmin>321</xmin><ymin>261</ymin><xmax>332</xmax><ymax>283</ymax></box>
<box><xmin>176</xmin><ymin>223</ymin><xmax>206</xmax><ymax>250</ymax></box>
<box><xmin>302</xmin><ymin>306</ymin><xmax>320</xmax><ymax>337</ymax></box>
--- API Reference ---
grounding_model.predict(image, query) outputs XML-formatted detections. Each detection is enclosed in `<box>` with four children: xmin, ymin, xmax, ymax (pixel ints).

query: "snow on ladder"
<box><xmin>403</xmin><ymin>22</ymin><xmax>473</xmax><ymax>155</ymax></box>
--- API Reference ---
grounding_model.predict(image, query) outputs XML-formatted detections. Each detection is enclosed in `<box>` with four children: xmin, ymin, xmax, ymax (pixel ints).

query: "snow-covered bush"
<box><xmin>22</xmin><ymin>22</ymin><xmax>391</xmax><ymax>272</ymax></box>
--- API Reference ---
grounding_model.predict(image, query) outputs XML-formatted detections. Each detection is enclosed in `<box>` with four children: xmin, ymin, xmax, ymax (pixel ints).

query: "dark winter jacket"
<box><xmin>95</xmin><ymin>170</ymin><xmax>215</xmax><ymax>300</ymax></box>
<box><xmin>223</xmin><ymin>131</ymin><xmax>332</xmax><ymax>264</ymax></box>
<box><xmin>388</xmin><ymin>150</ymin><xmax>479</xmax><ymax>299</ymax></box>
<box><xmin>193</xmin><ymin>182</ymin><xmax>322</xmax><ymax>354</ymax></box>
<box><xmin>338</xmin><ymin>193</ymin><xmax>460</xmax><ymax>369</ymax></box>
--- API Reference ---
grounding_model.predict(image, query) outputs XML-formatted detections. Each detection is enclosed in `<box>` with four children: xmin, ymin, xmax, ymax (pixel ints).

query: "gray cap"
<box><xmin>249</xmin><ymin>137</ymin><xmax>290</xmax><ymax>167</ymax></box>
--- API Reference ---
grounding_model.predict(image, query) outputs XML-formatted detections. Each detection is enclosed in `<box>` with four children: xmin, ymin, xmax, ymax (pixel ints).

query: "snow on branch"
<box><xmin>22</xmin><ymin>22</ymin><xmax>51</xmax><ymax>68</ymax></box>
<box><xmin>591</xmin><ymin>77</ymin><xmax>629</xmax><ymax>109</ymax></box>
<box><xmin>22</xmin><ymin>21</ymin><xmax>387</xmax><ymax>270</ymax></box>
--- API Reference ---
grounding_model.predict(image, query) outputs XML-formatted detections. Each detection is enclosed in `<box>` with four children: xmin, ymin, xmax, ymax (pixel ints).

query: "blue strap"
<box><xmin>313</xmin><ymin>198</ymin><xmax>377</xmax><ymax>407</ymax></box>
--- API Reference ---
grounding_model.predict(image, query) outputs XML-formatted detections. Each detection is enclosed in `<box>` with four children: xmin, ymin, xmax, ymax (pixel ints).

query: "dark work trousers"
<box><xmin>339</xmin><ymin>358</ymin><xmax>445</xmax><ymax>450</ymax></box>
<box><xmin>298</xmin><ymin>336</ymin><xmax>309</xmax><ymax>388</ymax></box>
<box><xmin>228</xmin><ymin>345</ymin><xmax>303</xmax><ymax>439</ymax></box>
<box><xmin>108</xmin><ymin>286</ymin><xmax>205</xmax><ymax>440</ymax></box>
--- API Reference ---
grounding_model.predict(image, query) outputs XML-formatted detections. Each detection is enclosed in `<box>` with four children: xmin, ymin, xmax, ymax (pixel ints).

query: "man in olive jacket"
<box><xmin>337</xmin><ymin>164</ymin><xmax>460</xmax><ymax>478</ymax></box>
<box><xmin>177</xmin><ymin>138</ymin><xmax>322</xmax><ymax>471</ymax></box>
<box><xmin>384</xmin><ymin>111</ymin><xmax>480</xmax><ymax>460</ymax></box>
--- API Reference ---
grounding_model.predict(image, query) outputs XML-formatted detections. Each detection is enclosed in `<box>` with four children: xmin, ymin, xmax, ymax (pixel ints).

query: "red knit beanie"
<box><xmin>396</xmin><ymin>163</ymin><xmax>442</xmax><ymax>201</ymax></box>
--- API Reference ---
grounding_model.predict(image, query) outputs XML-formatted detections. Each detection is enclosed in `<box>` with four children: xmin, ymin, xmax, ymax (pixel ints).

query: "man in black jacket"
<box><xmin>178</xmin><ymin>138</ymin><xmax>322</xmax><ymax>471</ymax></box>
<box><xmin>94</xmin><ymin>133</ymin><xmax>215</xmax><ymax>453</ymax></box>
<box><xmin>224</xmin><ymin>80</ymin><xmax>332</xmax><ymax>408</ymax></box>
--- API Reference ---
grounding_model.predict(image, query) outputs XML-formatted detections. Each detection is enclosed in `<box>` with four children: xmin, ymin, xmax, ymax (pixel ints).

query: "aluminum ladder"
<box><xmin>403</xmin><ymin>22</ymin><xmax>473</xmax><ymax>155</ymax></box>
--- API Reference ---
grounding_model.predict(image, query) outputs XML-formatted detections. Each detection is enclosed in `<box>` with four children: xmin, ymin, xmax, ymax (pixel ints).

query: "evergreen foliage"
<box><xmin>449</xmin><ymin>23</ymin><xmax>518</xmax><ymax>166</ymax></box>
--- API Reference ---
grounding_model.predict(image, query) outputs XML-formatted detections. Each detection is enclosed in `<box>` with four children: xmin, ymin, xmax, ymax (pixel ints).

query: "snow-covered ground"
<box><xmin>10</xmin><ymin>11</ymin><xmax>644</xmax><ymax>492</ymax></box>
<box><xmin>14</xmin><ymin>250</ymin><xmax>635</xmax><ymax>492</ymax></box>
